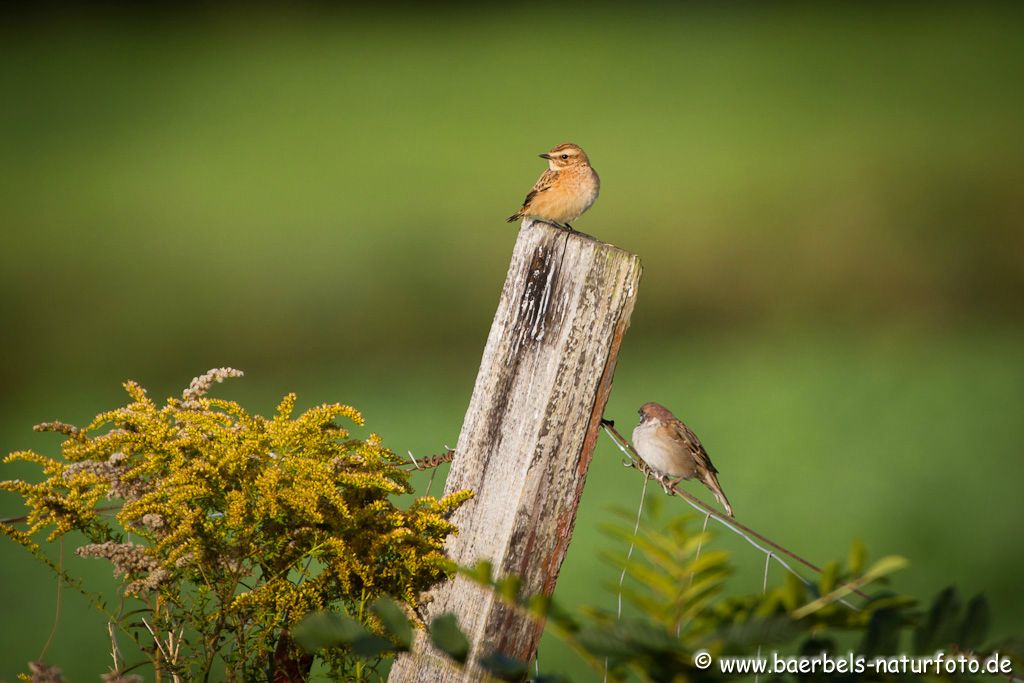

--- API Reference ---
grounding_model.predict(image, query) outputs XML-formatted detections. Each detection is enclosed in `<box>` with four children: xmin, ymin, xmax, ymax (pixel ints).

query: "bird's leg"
<box><xmin>659</xmin><ymin>475</ymin><xmax>684</xmax><ymax>495</ymax></box>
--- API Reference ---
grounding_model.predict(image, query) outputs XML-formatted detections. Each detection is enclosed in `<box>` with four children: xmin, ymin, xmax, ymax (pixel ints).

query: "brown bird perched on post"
<box><xmin>506</xmin><ymin>142</ymin><xmax>600</xmax><ymax>230</ymax></box>
<box><xmin>632</xmin><ymin>402</ymin><xmax>735</xmax><ymax>517</ymax></box>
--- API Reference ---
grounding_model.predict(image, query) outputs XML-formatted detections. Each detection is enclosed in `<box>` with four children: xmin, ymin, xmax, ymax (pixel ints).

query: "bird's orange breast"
<box><xmin>526</xmin><ymin>168</ymin><xmax>599</xmax><ymax>223</ymax></box>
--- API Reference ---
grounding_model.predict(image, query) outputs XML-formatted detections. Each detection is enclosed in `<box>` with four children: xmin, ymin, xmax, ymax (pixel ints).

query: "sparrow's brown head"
<box><xmin>539</xmin><ymin>142</ymin><xmax>590</xmax><ymax>170</ymax></box>
<box><xmin>638</xmin><ymin>402</ymin><xmax>676</xmax><ymax>424</ymax></box>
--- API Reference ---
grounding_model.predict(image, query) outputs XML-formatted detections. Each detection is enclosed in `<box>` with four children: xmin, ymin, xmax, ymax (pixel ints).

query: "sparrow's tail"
<box><xmin>702</xmin><ymin>472</ymin><xmax>734</xmax><ymax>518</ymax></box>
<box><xmin>506</xmin><ymin>211</ymin><xmax>523</xmax><ymax>223</ymax></box>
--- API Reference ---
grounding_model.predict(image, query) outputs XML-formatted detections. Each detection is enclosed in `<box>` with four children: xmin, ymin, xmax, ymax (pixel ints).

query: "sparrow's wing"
<box><xmin>669</xmin><ymin>419</ymin><xmax>719</xmax><ymax>474</ymax></box>
<box><xmin>667</xmin><ymin>418</ymin><xmax>734</xmax><ymax>516</ymax></box>
<box><xmin>650</xmin><ymin>422</ymin><xmax>696</xmax><ymax>465</ymax></box>
<box><xmin>520</xmin><ymin>169</ymin><xmax>558</xmax><ymax>209</ymax></box>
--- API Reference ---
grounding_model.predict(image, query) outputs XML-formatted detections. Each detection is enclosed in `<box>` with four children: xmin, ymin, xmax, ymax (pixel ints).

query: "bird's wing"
<box><xmin>520</xmin><ymin>169</ymin><xmax>558</xmax><ymax>209</ymax></box>
<box><xmin>668</xmin><ymin>419</ymin><xmax>719</xmax><ymax>474</ymax></box>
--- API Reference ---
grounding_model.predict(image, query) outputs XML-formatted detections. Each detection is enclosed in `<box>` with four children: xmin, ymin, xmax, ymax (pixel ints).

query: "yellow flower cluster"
<box><xmin>1</xmin><ymin>369</ymin><xmax>472</xmax><ymax>673</ymax></box>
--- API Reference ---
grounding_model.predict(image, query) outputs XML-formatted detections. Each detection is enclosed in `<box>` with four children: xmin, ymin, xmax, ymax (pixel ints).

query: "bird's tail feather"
<box><xmin>703</xmin><ymin>473</ymin><xmax>734</xmax><ymax>517</ymax></box>
<box><xmin>506</xmin><ymin>212</ymin><xmax>523</xmax><ymax>223</ymax></box>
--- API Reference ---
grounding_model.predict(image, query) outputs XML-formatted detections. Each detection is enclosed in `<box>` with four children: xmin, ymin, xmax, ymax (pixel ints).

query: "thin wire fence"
<box><xmin>405</xmin><ymin>446</ymin><xmax>454</xmax><ymax>498</ymax></box>
<box><xmin>604</xmin><ymin>475</ymin><xmax>649</xmax><ymax>683</ymax></box>
<box><xmin>599</xmin><ymin>421</ymin><xmax>862</xmax><ymax>610</ymax></box>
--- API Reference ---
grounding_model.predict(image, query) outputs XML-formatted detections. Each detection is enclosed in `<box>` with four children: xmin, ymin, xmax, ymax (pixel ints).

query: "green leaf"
<box><xmin>528</xmin><ymin>593</ymin><xmax>551</xmax><ymax>618</ymax></box>
<box><xmin>679</xmin><ymin>569</ymin><xmax>731</xmax><ymax>606</ymax></box>
<box><xmin>351</xmin><ymin>633</ymin><xmax>397</xmax><ymax>658</ymax></box>
<box><xmin>914</xmin><ymin>586</ymin><xmax>961</xmax><ymax>654</ymax></box>
<box><xmin>863</xmin><ymin>592</ymin><xmax>917</xmax><ymax>613</ymax></box>
<box><xmin>720</xmin><ymin>615</ymin><xmax>800</xmax><ymax>648</ymax></box>
<box><xmin>619</xmin><ymin>619</ymin><xmax>680</xmax><ymax>653</ymax></box>
<box><xmin>544</xmin><ymin>599</ymin><xmax>579</xmax><ymax>633</ymax></box>
<box><xmin>861</xmin><ymin>609</ymin><xmax>902</xmax><ymax>657</ymax></box>
<box><xmin>793</xmin><ymin>555</ymin><xmax>907</xmax><ymax>619</ymax></box>
<box><xmin>292</xmin><ymin>611</ymin><xmax>366</xmax><ymax>652</ymax></box>
<box><xmin>576</xmin><ymin>619</ymin><xmax>680</xmax><ymax>661</ymax></box>
<box><xmin>800</xmin><ymin>636</ymin><xmax>836</xmax><ymax>657</ymax></box>
<box><xmin>818</xmin><ymin>560</ymin><xmax>839</xmax><ymax>594</ymax></box>
<box><xmin>781</xmin><ymin>572</ymin><xmax>807</xmax><ymax>612</ymax></box>
<box><xmin>478</xmin><ymin>651</ymin><xmax>530</xmax><ymax>681</ymax></box>
<box><xmin>683</xmin><ymin>549</ymin><xmax>731</xmax><ymax>576</ymax></box>
<box><xmin>430</xmin><ymin>613</ymin><xmax>470</xmax><ymax>664</ymax></box>
<box><xmin>680</xmin><ymin>530</ymin><xmax>715</xmax><ymax>557</ymax></box>
<box><xmin>958</xmin><ymin>594</ymin><xmax>990</xmax><ymax>650</ymax></box>
<box><xmin>863</xmin><ymin>555</ymin><xmax>909</xmax><ymax>581</ymax></box>
<box><xmin>575</xmin><ymin>625</ymin><xmax>637</xmax><ymax>658</ymax></box>
<box><xmin>497</xmin><ymin>575</ymin><xmax>522</xmax><ymax>603</ymax></box>
<box><xmin>371</xmin><ymin>596</ymin><xmax>413</xmax><ymax>650</ymax></box>
<box><xmin>293</xmin><ymin>610</ymin><xmax>399</xmax><ymax>658</ymax></box>
<box><xmin>461</xmin><ymin>561</ymin><xmax>494</xmax><ymax>587</ymax></box>
<box><xmin>847</xmin><ymin>538</ymin><xmax>867</xmax><ymax>575</ymax></box>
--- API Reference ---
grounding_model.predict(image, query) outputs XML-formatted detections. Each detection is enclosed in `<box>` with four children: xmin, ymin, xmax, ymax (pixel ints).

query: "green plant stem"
<box><xmin>355</xmin><ymin>588</ymin><xmax>368</xmax><ymax>683</ymax></box>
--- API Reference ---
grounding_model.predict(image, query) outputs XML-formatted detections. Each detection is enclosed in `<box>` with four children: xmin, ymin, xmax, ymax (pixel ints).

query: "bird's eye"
<box><xmin>561</xmin><ymin>154</ymin><xmax>569</xmax><ymax>160</ymax></box>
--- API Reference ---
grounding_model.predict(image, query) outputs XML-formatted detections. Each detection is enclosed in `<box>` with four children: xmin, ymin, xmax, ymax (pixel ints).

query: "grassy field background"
<box><xmin>1</xmin><ymin>4</ymin><xmax>1022</xmax><ymax>680</ymax></box>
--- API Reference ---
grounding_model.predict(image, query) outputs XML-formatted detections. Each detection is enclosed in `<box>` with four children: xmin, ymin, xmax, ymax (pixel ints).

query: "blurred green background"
<box><xmin>1</xmin><ymin>4</ymin><xmax>1022</xmax><ymax>680</ymax></box>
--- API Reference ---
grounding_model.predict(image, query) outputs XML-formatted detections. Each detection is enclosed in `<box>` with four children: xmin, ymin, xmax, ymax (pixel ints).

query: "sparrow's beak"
<box><xmin>538</xmin><ymin>153</ymin><xmax>551</xmax><ymax>159</ymax></box>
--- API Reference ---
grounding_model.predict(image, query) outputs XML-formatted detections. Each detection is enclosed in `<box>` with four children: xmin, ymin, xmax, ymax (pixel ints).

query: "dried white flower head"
<box><xmin>33</xmin><ymin>421</ymin><xmax>81</xmax><ymax>437</ymax></box>
<box><xmin>62</xmin><ymin>450</ymin><xmax>150</xmax><ymax>503</ymax></box>
<box><xmin>181</xmin><ymin>368</ymin><xmax>244</xmax><ymax>407</ymax></box>
<box><xmin>76</xmin><ymin>541</ymin><xmax>169</xmax><ymax>594</ymax></box>
<box><xmin>101</xmin><ymin>672</ymin><xmax>143</xmax><ymax>683</ymax></box>
<box><xmin>141</xmin><ymin>513</ymin><xmax>165</xmax><ymax>531</ymax></box>
<box><xmin>28</xmin><ymin>661</ymin><xmax>66</xmax><ymax>683</ymax></box>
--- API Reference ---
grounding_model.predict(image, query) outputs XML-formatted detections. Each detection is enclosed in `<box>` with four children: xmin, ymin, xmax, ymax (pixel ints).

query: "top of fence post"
<box><xmin>389</xmin><ymin>220</ymin><xmax>642</xmax><ymax>681</ymax></box>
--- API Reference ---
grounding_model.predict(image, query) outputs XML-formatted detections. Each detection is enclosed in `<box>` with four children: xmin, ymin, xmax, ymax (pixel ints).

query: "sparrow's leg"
<box><xmin>658</xmin><ymin>473</ymin><xmax>675</xmax><ymax>495</ymax></box>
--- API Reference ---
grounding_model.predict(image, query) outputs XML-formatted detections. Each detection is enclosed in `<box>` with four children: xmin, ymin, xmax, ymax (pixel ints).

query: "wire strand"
<box><xmin>605</xmin><ymin>473</ymin><xmax>649</xmax><ymax>683</ymax></box>
<box><xmin>600</xmin><ymin>422</ymin><xmax>861</xmax><ymax>609</ymax></box>
<box><xmin>678</xmin><ymin>512</ymin><xmax>712</xmax><ymax>637</ymax></box>
<box><xmin>754</xmin><ymin>552</ymin><xmax>772</xmax><ymax>683</ymax></box>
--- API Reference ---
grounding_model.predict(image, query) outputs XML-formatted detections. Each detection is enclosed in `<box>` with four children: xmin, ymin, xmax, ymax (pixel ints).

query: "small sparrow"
<box><xmin>632</xmin><ymin>402</ymin><xmax>734</xmax><ymax>517</ymax></box>
<box><xmin>506</xmin><ymin>142</ymin><xmax>600</xmax><ymax>230</ymax></box>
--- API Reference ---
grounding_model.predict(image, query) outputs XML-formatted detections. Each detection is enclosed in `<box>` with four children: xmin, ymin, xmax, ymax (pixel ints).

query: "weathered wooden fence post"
<box><xmin>389</xmin><ymin>221</ymin><xmax>641</xmax><ymax>681</ymax></box>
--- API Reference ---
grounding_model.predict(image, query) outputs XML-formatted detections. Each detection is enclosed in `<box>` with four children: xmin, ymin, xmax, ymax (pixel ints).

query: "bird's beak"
<box><xmin>538</xmin><ymin>153</ymin><xmax>551</xmax><ymax>160</ymax></box>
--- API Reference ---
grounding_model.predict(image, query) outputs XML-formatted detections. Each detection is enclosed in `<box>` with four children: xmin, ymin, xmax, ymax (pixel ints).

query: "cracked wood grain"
<box><xmin>389</xmin><ymin>220</ymin><xmax>642</xmax><ymax>682</ymax></box>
